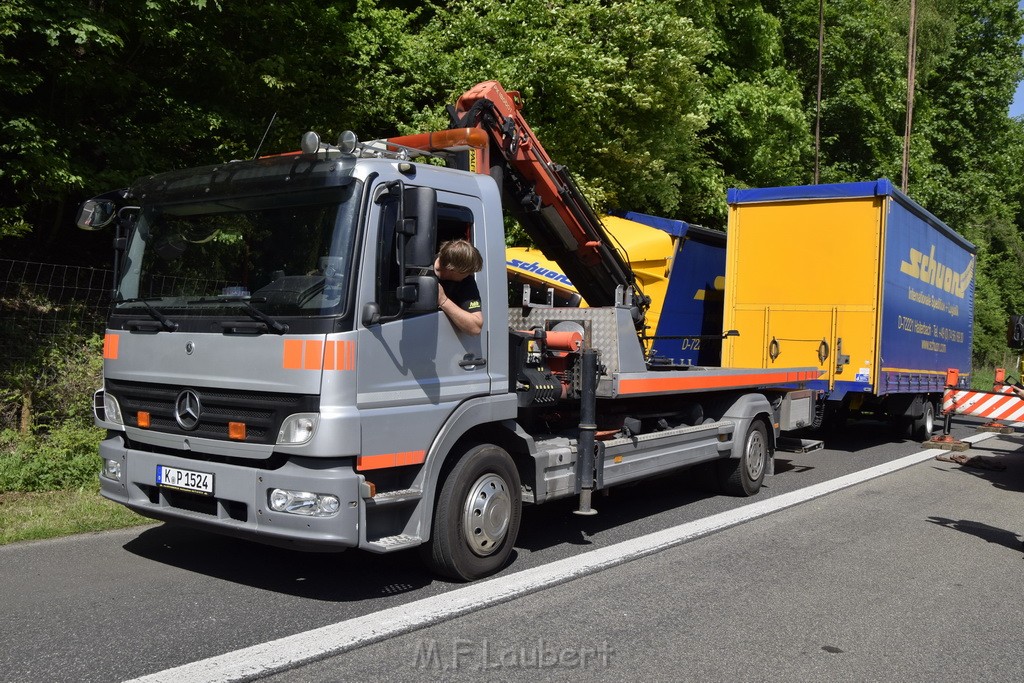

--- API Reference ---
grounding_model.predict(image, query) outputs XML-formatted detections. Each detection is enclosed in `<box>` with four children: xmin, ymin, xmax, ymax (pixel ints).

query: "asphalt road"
<box><xmin>0</xmin><ymin>417</ymin><xmax>1017</xmax><ymax>682</ymax></box>
<box><xmin>275</xmin><ymin>429</ymin><xmax>1024</xmax><ymax>683</ymax></box>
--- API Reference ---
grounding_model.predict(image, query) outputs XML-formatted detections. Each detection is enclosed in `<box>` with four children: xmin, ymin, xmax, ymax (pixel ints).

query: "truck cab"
<box><xmin>87</xmin><ymin>146</ymin><xmax>518</xmax><ymax>558</ymax></box>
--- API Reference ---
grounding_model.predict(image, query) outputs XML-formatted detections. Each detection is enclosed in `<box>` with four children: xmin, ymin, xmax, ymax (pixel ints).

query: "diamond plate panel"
<box><xmin>508</xmin><ymin>306</ymin><xmax>645</xmax><ymax>377</ymax></box>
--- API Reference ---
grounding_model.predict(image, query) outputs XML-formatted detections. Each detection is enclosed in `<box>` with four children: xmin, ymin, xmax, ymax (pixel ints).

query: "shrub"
<box><xmin>0</xmin><ymin>330</ymin><xmax>105</xmax><ymax>492</ymax></box>
<box><xmin>0</xmin><ymin>424</ymin><xmax>103</xmax><ymax>492</ymax></box>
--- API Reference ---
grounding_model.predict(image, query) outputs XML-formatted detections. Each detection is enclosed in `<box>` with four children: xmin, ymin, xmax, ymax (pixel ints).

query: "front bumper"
<box><xmin>99</xmin><ymin>434</ymin><xmax>362</xmax><ymax>551</ymax></box>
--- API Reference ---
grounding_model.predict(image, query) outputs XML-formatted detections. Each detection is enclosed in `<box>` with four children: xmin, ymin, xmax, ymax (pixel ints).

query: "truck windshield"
<box><xmin>114</xmin><ymin>182</ymin><xmax>362</xmax><ymax>321</ymax></box>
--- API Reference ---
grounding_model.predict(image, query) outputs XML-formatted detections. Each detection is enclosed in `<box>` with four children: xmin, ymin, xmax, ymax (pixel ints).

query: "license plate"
<box><xmin>156</xmin><ymin>465</ymin><xmax>214</xmax><ymax>496</ymax></box>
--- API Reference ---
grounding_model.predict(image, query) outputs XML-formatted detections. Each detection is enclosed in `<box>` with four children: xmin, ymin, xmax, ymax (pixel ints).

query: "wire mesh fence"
<box><xmin>0</xmin><ymin>259</ymin><xmax>113</xmax><ymax>363</ymax></box>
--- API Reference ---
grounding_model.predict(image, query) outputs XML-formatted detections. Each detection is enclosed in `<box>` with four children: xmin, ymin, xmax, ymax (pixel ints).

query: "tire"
<box><xmin>912</xmin><ymin>400</ymin><xmax>935</xmax><ymax>442</ymax></box>
<box><xmin>425</xmin><ymin>444</ymin><xmax>522</xmax><ymax>581</ymax></box>
<box><xmin>718</xmin><ymin>420</ymin><xmax>769</xmax><ymax>497</ymax></box>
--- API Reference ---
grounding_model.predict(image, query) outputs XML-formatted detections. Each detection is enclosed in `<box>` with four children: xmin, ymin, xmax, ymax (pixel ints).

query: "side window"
<box><xmin>436</xmin><ymin>204</ymin><xmax>475</xmax><ymax>245</ymax></box>
<box><xmin>436</xmin><ymin>203</ymin><xmax>480</xmax><ymax>314</ymax></box>
<box><xmin>376</xmin><ymin>199</ymin><xmax>478</xmax><ymax>320</ymax></box>
<box><xmin>375</xmin><ymin>198</ymin><xmax>402</xmax><ymax>317</ymax></box>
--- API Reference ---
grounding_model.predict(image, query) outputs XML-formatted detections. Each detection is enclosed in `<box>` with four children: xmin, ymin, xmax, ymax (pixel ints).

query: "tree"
<box><xmin>402</xmin><ymin>0</ymin><xmax>717</xmax><ymax>222</ymax></box>
<box><xmin>686</xmin><ymin>1</ymin><xmax>814</xmax><ymax>197</ymax></box>
<box><xmin>765</xmin><ymin>0</ymin><xmax>1024</xmax><ymax>368</ymax></box>
<box><xmin>0</xmin><ymin>0</ymin><xmax>418</xmax><ymax>263</ymax></box>
<box><xmin>909</xmin><ymin>0</ymin><xmax>1024</xmax><ymax>369</ymax></box>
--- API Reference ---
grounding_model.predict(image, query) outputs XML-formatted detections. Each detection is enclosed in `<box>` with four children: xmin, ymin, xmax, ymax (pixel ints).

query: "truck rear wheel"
<box><xmin>912</xmin><ymin>400</ymin><xmax>935</xmax><ymax>441</ymax></box>
<box><xmin>425</xmin><ymin>444</ymin><xmax>522</xmax><ymax>581</ymax></box>
<box><xmin>718</xmin><ymin>420</ymin><xmax>769</xmax><ymax>496</ymax></box>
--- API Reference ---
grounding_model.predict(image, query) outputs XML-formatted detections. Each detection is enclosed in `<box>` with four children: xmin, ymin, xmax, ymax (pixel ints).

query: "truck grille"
<box><xmin>106</xmin><ymin>379</ymin><xmax>318</xmax><ymax>445</ymax></box>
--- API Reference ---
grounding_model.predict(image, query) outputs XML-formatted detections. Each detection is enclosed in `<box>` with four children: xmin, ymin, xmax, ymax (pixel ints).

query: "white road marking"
<box><xmin>126</xmin><ymin>428</ymin><xmax>1012</xmax><ymax>683</ymax></box>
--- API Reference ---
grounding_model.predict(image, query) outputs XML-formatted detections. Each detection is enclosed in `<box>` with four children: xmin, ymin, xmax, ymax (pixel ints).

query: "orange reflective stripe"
<box><xmin>304</xmin><ymin>340</ymin><xmax>323</xmax><ymax>370</ymax></box>
<box><xmin>324</xmin><ymin>341</ymin><xmax>336</xmax><ymax>370</ymax></box>
<box><xmin>282</xmin><ymin>339</ymin><xmax>303</xmax><ymax>369</ymax></box>
<box><xmin>356</xmin><ymin>450</ymin><xmax>426</xmax><ymax>471</ymax></box>
<box><xmin>103</xmin><ymin>333</ymin><xmax>119</xmax><ymax>360</ymax></box>
<box><xmin>283</xmin><ymin>339</ymin><xmax>355</xmax><ymax>371</ymax></box>
<box><xmin>618</xmin><ymin>369</ymin><xmax>823</xmax><ymax>395</ymax></box>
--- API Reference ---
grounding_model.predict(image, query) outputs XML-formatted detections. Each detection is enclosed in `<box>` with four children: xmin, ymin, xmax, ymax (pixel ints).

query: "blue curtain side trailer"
<box><xmin>722</xmin><ymin>179</ymin><xmax>975</xmax><ymax>435</ymax></box>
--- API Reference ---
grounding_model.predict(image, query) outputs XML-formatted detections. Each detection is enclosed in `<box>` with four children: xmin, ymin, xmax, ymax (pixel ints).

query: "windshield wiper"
<box><xmin>118</xmin><ymin>298</ymin><xmax>178</xmax><ymax>331</ymax></box>
<box><xmin>213</xmin><ymin>296</ymin><xmax>289</xmax><ymax>334</ymax></box>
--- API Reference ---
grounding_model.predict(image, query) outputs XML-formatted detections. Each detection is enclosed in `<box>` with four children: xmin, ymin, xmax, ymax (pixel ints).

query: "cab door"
<box><xmin>354</xmin><ymin>186</ymin><xmax>489</xmax><ymax>466</ymax></box>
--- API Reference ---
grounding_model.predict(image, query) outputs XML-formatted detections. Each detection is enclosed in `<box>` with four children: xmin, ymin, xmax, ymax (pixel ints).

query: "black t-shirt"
<box><xmin>440</xmin><ymin>275</ymin><xmax>482</xmax><ymax>313</ymax></box>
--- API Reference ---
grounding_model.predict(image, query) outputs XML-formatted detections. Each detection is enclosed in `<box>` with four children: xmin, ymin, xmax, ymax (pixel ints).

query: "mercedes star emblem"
<box><xmin>175</xmin><ymin>389</ymin><xmax>202</xmax><ymax>430</ymax></box>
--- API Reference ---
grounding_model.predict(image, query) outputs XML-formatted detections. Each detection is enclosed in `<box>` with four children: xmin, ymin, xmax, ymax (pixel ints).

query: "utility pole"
<box><xmin>815</xmin><ymin>0</ymin><xmax>825</xmax><ymax>184</ymax></box>
<box><xmin>902</xmin><ymin>0</ymin><xmax>918</xmax><ymax>193</ymax></box>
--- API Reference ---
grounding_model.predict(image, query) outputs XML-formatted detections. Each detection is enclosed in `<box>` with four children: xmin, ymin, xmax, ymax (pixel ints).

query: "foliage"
<box><xmin>405</xmin><ymin>0</ymin><xmax>715</xmax><ymax>220</ymax></box>
<box><xmin>0</xmin><ymin>292</ymin><xmax>103</xmax><ymax>432</ymax></box>
<box><xmin>688</xmin><ymin>0</ymin><xmax>814</xmax><ymax>197</ymax></box>
<box><xmin>907</xmin><ymin>0</ymin><xmax>1024</xmax><ymax>370</ymax></box>
<box><xmin>763</xmin><ymin>0</ymin><xmax>1024</xmax><ymax>370</ymax></box>
<box><xmin>0</xmin><ymin>423</ymin><xmax>102</xmax><ymax>492</ymax></box>
<box><xmin>0</xmin><ymin>0</ymin><xmax>418</xmax><ymax>261</ymax></box>
<box><xmin>0</xmin><ymin>302</ymin><xmax>104</xmax><ymax>492</ymax></box>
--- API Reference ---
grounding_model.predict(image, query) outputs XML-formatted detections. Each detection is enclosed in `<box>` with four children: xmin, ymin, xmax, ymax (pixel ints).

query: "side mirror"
<box><xmin>76</xmin><ymin>199</ymin><xmax>117</xmax><ymax>231</ymax></box>
<box><xmin>361</xmin><ymin>302</ymin><xmax>381</xmax><ymax>327</ymax></box>
<box><xmin>404</xmin><ymin>275</ymin><xmax>439</xmax><ymax>313</ymax></box>
<box><xmin>365</xmin><ymin>182</ymin><xmax>440</xmax><ymax>326</ymax></box>
<box><xmin>1008</xmin><ymin>315</ymin><xmax>1024</xmax><ymax>349</ymax></box>
<box><xmin>403</xmin><ymin>186</ymin><xmax>437</xmax><ymax>269</ymax></box>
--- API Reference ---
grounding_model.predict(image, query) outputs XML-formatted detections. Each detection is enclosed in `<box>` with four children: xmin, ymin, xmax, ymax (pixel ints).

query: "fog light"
<box><xmin>277</xmin><ymin>413</ymin><xmax>318</xmax><ymax>445</ymax></box>
<box><xmin>102</xmin><ymin>458</ymin><xmax>122</xmax><ymax>481</ymax></box>
<box><xmin>267</xmin><ymin>488</ymin><xmax>340</xmax><ymax>516</ymax></box>
<box><xmin>319</xmin><ymin>495</ymin><xmax>341</xmax><ymax>514</ymax></box>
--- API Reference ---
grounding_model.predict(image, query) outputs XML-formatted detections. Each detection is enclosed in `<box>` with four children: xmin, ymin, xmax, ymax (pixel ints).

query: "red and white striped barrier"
<box><xmin>942</xmin><ymin>386</ymin><xmax>1024</xmax><ymax>421</ymax></box>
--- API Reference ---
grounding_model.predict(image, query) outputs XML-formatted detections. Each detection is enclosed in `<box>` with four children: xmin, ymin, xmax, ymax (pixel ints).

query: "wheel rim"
<box><xmin>924</xmin><ymin>405</ymin><xmax>934</xmax><ymax>433</ymax></box>
<box><xmin>462</xmin><ymin>473</ymin><xmax>511</xmax><ymax>557</ymax></box>
<box><xmin>745</xmin><ymin>427</ymin><xmax>766</xmax><ymax>481</ymax></box>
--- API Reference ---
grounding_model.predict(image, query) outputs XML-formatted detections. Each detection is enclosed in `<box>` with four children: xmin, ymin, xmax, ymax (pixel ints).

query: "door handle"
<box><xmin>459</xmin><ymin>355</ymin><xmax>487</xmax><ymax>370</ymax></box>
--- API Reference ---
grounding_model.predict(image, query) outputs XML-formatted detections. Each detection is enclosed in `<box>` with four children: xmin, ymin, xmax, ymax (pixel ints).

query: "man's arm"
<box><xmin>438</xmin><ymin>290</ymin><xmax>483</xmax><ymax>335</ymax></box>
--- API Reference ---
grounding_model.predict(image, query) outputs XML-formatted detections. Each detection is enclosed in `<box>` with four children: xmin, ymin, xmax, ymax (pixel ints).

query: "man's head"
<box><xmin>434</xmin><ymin>239</ymin><xmax>482</xmax><ymax>282</ymax></box>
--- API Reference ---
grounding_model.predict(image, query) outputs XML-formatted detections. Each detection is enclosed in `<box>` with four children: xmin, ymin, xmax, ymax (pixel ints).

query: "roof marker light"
<box><xmin>300</xmin><ymin>131</ymin><xmax>321</xmax><ymax>154</ymax></box>
<box><xmin>337</xmin><ymin>131</ymin><xmax>358</xmax><ymax>154</ymax></box>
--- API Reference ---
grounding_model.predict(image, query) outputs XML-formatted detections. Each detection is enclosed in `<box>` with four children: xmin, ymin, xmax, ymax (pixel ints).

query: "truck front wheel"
<box><xmin>425</xmin><ymin>444</ymin><xmax>522</xmax><ymax>581</ymax></box>
<box><xmin>718</xmin><ymin>420</ymin><xmax>769</xmax><ymax>496</ymax></box>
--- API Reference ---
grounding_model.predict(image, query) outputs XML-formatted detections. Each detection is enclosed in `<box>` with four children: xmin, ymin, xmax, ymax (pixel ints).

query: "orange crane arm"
<box><xmin>388</xmin><ymin>81</ymin><xmax>647</xmax><ymax>325</ymax></box>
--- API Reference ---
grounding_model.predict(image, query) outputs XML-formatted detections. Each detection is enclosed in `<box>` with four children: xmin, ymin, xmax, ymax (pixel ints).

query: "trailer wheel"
<box><xmin>718</xmin><ymin>420</ymin><xmax>769</xmax><ymax>496</ymax></box>
<box><xmin>912</xmin><ymin>400</ymin><xmax>935</xmax><ymax>441</ymax></box>
<box><xmin>425</xmin><ymin>444</ymin><xmax>522</xmax><ymax>581</ymax></box>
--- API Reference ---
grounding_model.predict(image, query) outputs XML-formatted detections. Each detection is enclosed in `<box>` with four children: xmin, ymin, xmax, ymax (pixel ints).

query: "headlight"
<box><xmin>277</xmin><ymin>413</ymin><xmax>319</xmax><ymax>445</ymax></box>
<box><xmin>103</xmin><ymin>392</ymin><xmax>124</xmax><ymax>426</ymax></box>
<box><xmin>267</xmin><ymin>488</ymin><xmax>340</xmax><ymax>516</ymax></box>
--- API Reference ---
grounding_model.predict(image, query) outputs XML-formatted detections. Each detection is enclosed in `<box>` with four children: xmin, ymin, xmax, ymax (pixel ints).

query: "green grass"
<box><xmin>972</xmin><ymin>366</ymin><xmax>995</xmax><ymax>391</ymax></box>
<box><xmin>0</xmin><ymin>487</ymin><xmax>151</xmax><ymax>545</ymax></box>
